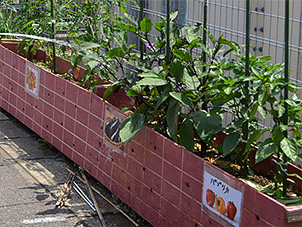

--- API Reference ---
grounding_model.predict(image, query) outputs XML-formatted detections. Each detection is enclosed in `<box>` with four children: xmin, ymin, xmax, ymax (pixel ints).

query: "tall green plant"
<box><xmin>0</xmin><ymin>0</ymin><xmax>18</xmax><ymax>33</ymax></box>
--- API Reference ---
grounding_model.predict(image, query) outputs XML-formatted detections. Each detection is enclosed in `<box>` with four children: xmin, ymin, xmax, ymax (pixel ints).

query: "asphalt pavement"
<box><xmin>0</xmin><ymin>108</ymin><xmax>144</xmax><ymax>227</ymax></box>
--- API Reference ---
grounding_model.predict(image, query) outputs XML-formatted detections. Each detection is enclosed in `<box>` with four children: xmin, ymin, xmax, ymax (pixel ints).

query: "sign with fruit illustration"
<box><xmin>25</xmin><ymin>62</ymin><xmax>40</xmax><ymax>98</ymax></box>
<box><xmin>203</xmin><ymin>171</ymin><xmax>242</xmax><ymax>227</ymax></box>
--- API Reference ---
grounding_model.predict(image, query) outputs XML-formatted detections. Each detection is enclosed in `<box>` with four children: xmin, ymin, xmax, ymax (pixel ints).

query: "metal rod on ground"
<box><xmin>66</xmin><ymin>168</ymin><xmax>138</xmax><ymax>227</ymax></box>
<box><xmin>81</xmin><ymin>171</ymin><xmax>107</xmax><ymax>227</ymax></box>
<box><xmin>73</xmin><ymin>182</ymin><xmax>96</xmax><ymax>212</ymax></box>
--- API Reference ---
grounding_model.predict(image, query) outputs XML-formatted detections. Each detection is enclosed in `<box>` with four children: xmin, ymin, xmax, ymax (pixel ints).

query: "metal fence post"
<box><xmin>166</xmin><ymin>0</ymin><xmax>170</xmax><ymax>64</ymax></box>
<box><xmin>202</xmin><ymin>0</ymin><xmax>207</xmax><ymax>73</ymax></box>
<box><xmin>139</xmin><ymin>0</ymin><xmax>144</xmax><ymax>60</ymax></box>
<box><xmin>283</xmin><ymin>0</ymin><xmax>290</xmax><ymax>197</ymax></box>
<box><xmin>50</xmin><ymin>0</ymin><xmax>57</xmax><ymax>74</ymax></box>
<box><xmin>242</xmin><ymin>0</ymin><xmax>251</xmax><ymax>175</ymax></box>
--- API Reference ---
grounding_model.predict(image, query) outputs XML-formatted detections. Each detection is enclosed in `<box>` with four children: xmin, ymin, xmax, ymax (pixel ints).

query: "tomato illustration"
<box><xmin>227</xmin><ymin>201</ymin><xmax>237</xmax><ymax>220</ymax></box>
<box><xmin>206</xmin><ymin>189</ymin><xmax>215</xmax><ymax>207</ymax></box>
<box><xmin>216</xmin><ymin>196</ymin><xmax>227</xmax><ymax>215</ymax></box>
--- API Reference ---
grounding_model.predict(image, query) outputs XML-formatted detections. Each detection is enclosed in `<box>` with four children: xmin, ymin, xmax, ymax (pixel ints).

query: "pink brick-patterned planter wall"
<box><xmin>1</xmin><ymin>42</ymin><xmax>302</xmax><ymax>227</ymax></box>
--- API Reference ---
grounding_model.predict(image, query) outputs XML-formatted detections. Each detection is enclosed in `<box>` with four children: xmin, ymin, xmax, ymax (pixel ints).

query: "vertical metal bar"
<box><xmin>242</xmin><ymin>0</ymin><xmax>250</xmax><ymax>176</ymax></box>
<box><xmin>297</xmin><ymin>3</ymin><xmax>302</xmax><ymax>83</ymax></box>
<box><xmin>243</xmin><ymin>0</ymin><xmax>250</xmax><ymax>141</ymax></box>
<box><xmin>50</xmin><ymin>0</ymin><xmax>57</xmax><ymax>74</ymax></box>
<box><xmin>139</xmin><ymin>0</ymin><xmax>144</xmax><ymax>60</ymax></box>
<box><xmin>283</xmin><ymin>0</ymin><xmax>290</xmax><ymax>197</ymax></box>
<box><xmin>202</xmin><ymin>0</ymin><xmax>208</xmax><ymax>73</ymax></box>
<box><xmin>166</xmin><ymin>0</ymin><xmax>170</xmax><ymax>64</ymax></box>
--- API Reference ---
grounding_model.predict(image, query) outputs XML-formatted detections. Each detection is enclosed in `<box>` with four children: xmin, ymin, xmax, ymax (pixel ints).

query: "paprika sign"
<box><xmin>202</xmin><ymin>171</ymin><xmax>242</xmax><ymax>227</ymax></box>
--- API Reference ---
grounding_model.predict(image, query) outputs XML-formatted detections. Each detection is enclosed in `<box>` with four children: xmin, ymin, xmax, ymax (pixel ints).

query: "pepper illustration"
<box><xmin>206</xmin><ymin>189</ymin><xmax>215</xmax><ymax>207</ymax></box>
<box><xmin>216</xmin><ymin>196</ymin><xmax>227</xmax><ymax>215</ymax></box>
<box><xmin>227</xmin><ymin>201</ymin><xmax>237</xmax><ymax>220</ymax></box>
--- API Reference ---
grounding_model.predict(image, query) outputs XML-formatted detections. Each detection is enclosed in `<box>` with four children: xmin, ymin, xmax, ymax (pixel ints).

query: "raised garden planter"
<box><xmin>1</xmin><ymin>40</ymin><xmax>302</xmax><ymax>227</ymax></box>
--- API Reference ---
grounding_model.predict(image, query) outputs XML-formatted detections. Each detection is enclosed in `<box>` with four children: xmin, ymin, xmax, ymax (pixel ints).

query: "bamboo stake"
<box><xmin>81</xmin><ymin>172</ymin><xmax>107</xmax><ymax>227</ymax></box>
<box><xmin>56</xmin><ymin>173</ymin><xmax>72</xmax><ymax>207</ymax></box>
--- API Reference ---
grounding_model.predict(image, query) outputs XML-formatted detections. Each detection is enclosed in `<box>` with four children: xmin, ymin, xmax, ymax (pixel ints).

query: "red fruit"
<box><xmin>227</xmin><ymin>201</ymin><xmax>237</xmax><ymax>220</ymax></box>
<box><xmin>206</xmin><ymin>189</ymin><xmax>215</xmax><ymax>207</ymax></box>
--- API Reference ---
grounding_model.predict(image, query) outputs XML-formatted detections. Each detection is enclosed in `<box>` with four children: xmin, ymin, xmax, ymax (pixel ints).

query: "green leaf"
<box><xmin>170</xmin><ymin>11</ymin><xmax>178</xmax><ymax>21</ymax></box>
<box><xmin>255</xmin><ymin>138</ymin><xmax>275</xmax><ymax>164</ymax></box>
<box><xmin>183</xmin><ymin>68</ymin><xmax>200</xmax><ymax>90</ymax></box>
<box><xmin>170</xmin><ymin>59</ymin><xmax>184</xmax><ymax>79</ymax></box>
<box><xmin>155</xmin><ymin>20</ymin><xmax>165</xmax><ymax>32</ymax></box>
<box><xmin>114</xmin><ymin>37</ymin><xmax>127</xmax><ymax>51</ymax></box>
<box><xmin>103</xmin><ymin>82</ymin><xmax>121</xmax><ymax>101</ymax></box>
<box><xmin>258</xmin><ymin>91</ymin><xmax>268</xmax><ymax>105</ymax></box>
<box><xmin>71</xmin><ymin>55</ymin><xmax>82</xmax><ymax>69</ymax></box>
<box><xmin>249</xmin><ymin>103</ymin><xmax>259</xmax><ymax>119</ymax></box>
<box><xmin>272</xmin><ymin>126</ymin><xmax>284</xmax><ymax>146</ymax></box>
<box><xmin>179</xmin><ymin>118</ymin><xmax>194</xmax><ymax>151</ymax></box>
<box><xmin>154</xmin><ymin>88</ymin><xmax>170</xmax><ymax>110</ymax></box>
<box><xmin>105</xmin><ymin>48</ymin><xmax>125</xmax><ymax>58</ymax></box>
<box><xmin>257</xmin><ymin>105</ymin><xmax>267</xmax><ymax>119</ymax></box>
<box><xmin>167</xmin><ymin>99</ymin><xmax>179</xmax><ymax>141</ymax></box>
<box><xmin>280</xmin><ymin>138</ymin><xmax>298</xmax><ymax>162</ymax></box>
<box><xmin>173</xmin><ymin>48</ymin><xmax>192</xmax><ymax>62</ymax></box>
<box><xmin>140</xmin><ymin>17</ymin><xmax>153</xmax><ymax>33</ymax></box>
<box><xmin>123</xmin><ymin>13</ymin><xmax>138</xmax><ymax>25</ymax></box>
<box><xmin>127</xmin><ymin>85</ymin><xmax>142</xmax><ymax>97</ymax></box>
<box><xmin>82</xmin><ymin>55</ymin><xmax>99</xmax><ymax>70</ymax></box>
<box><xmin>206</xmin><ymin>29</ymin><xmax>217</xmax><ymax>45</ymax></box>
<box><xmin>193</xmin><ymin>111</ymin><xmax>222</xmax><ymax>141</ymax></box>
<box><xmin>136</xmin><ymin>77</ymin><xmax>168</xmax><ymax>86</ymax></box>
<box><xmin>275</xmin><ymin>197</ymin><xmax>302</xmax><ymax>206</ymax></box>
<box><xmin>139</xmin><ymin>72</ymin><xmax>160</xmax><ymax>78</ymax></box>
<box><xmin>277</xmin><ymin>104</ymin><xmax>285</xmax><ymax>118</ymax></box>
<box><xmin>185</xmin><ymin>28</ymin><xmax>199</xmax><ymax>44</ymax></box>
<box><xmin>169</xmin><ymin>92</ymin><xmax>193</xmax><ymax>106</ymax></box>
<box><xmin>120</xmin><ymin>113</ymin><xmax>145</xmax><ymax>144</ymax></box>
<box><xmin>77</xmin><ymin>41</ymin><xmax>101</xmax><ymax>50</ymax></box>
<box><xmin>223</xmin><ymin>132</ymin><xmax>241</xmax><ymax>156</ymax></box>
<box><xmin>286</xmin><ymin>99</ymin><xmax>298</xmax><ymax>107</ymax></box>
<box><xmin>245</xmin><ymin>129</ymin><xmax>267</xmax><ymax>153</ymax></box>
<box><xmin>114</xmin><ymin>22</ymin><xmax>139</xmax><ymax>33</ymax></box>
<box><xmin>288</xmin><ymin>173</ymin><xmax>302</xmax><ymax>182</ymax></box>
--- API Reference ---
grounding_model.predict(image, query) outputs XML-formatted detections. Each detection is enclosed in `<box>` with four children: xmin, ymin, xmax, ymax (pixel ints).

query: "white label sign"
<box><xmin>203</xmin><ymin>171</ymin><xmax>242</xmax><ymax>227</ymax></box>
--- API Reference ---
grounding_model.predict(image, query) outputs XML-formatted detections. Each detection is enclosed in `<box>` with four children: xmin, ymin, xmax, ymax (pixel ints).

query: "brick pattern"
<box><xmin>1</xmin><ymin>43</ymin><xmax>302</xmax><ymax>227</ymax></box>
